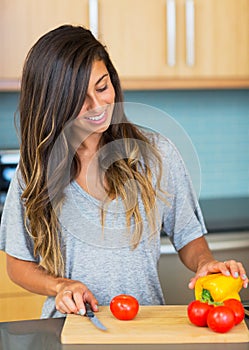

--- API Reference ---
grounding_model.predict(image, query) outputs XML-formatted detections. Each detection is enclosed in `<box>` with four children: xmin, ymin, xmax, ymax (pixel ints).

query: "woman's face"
<box><xmin>77</xmin><ymin>60</ymin><xmax>115</xmax><ymax>136</ymax></box>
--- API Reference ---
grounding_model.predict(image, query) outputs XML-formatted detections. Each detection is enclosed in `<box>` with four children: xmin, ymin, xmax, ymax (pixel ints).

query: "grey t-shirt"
<box><xmin>0</xmin><ymin>133</ymin><xmax>207</xmax><ymax>318</ymax></box>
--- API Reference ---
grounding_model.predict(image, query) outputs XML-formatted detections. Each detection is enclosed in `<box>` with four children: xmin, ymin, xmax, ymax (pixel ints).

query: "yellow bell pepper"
<box><xmin>195</xmin><ymin>273</ymin><xmax>243</xmax><ymax>303</ymax></box>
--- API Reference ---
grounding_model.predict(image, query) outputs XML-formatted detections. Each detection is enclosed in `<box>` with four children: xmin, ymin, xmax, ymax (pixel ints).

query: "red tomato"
<box><xmin>207</xmin><ymin>306</ymin><xmax>235</xmax><ymax>333</ymax></box>
<box><xmin>110</xmin><ymin>294</ymin><xmax>139</xmax><ymax>320</ymax></box>
<box><xmin>187</xmin><ymin>300</ymin><xmax>214</xmax><ymax>327</ymax></box>
<box><xmin>223</xmin><ymin>299</ymin><xmax>245</xmax><ymax>325</ymax></box>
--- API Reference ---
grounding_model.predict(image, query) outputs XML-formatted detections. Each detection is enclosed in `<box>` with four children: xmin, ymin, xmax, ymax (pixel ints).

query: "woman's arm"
<box><xmin>6</xmin><ymin>254</ymin><xmax>98</xmax><ymax>315</ymax></box>
<box><xmin>178</xmin><ymin>236</ymin><xmax>248</xmax><ymax>289</ymax></box>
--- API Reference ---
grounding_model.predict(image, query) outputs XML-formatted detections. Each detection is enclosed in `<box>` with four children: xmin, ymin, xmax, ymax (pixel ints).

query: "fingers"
<box><xmin>73</xmin><ymin>291</ymin><xmax>86</xmax><ymax>315</ymax></box>
<box><xmin>55</xmin><ymin>282</ymin><xmax>98</xmax><ymax>315</ymax></box>
<box><xmin>188</xmin><ymin>276</ymin><xmax>198</xmax><ymax>290</ymax></box>
<box><xmin>223</xmin><ymin>260</ymin><xmax>248</xmax><ymax>288</ymax></box>
<box><xmin>82</xmin><ymin>289</ymin><xmax>99</xmax><ymax>312</ymax></box>
<box><xmin>218</xmin><ymin>260</ymin><xmax>243</xmax><ymax>278</ymax></box>
<box><xmin>56</xmin><ymin>289</ymin><xmax>78</xmax><ymax>314</ymax></box>
<box><xmin>188</xmin><ymin>259</ymin><xmax>248</xmax><ymax>289</ymax></box>
<box><xmin>188</xmin><ymin>269</ymin><xmax>209</xmax><ymax>289</ymax></box>
<box><xmin>73</xmin><ymin>289</ymin><xmax>98</xmax><ymax>315</ymax></box>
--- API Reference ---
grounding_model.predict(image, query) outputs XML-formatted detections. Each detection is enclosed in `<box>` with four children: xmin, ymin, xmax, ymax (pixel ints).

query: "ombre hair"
<box><xmin>18</xmin><ymin>25</ymin><xmax>164</xmax><ymax>276</ymax></box>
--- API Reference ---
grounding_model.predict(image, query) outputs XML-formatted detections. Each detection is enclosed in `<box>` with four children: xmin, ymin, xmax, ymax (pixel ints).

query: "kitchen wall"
<box><xmin>0</xmin><ymin>89</ymin><xmax>248</xmax><ymax>199</ymax></box>
<box><xmin>0</xmin><ymin>93</ymin><xmax>19</xmax><ymax>149</ymax></box>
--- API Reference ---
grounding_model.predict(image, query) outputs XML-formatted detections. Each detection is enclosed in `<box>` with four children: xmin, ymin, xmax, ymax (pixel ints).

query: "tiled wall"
<box><xmin>124</xmin><ymin>89</ymin><xmax>249</xmax><ymax>200</ymax></box>
<box><xmin>0</xmin><ymin>93</ymin><xmax>19</xmax><ymax>149</ymax></box>
<box><xmin>0</xmin><ymin>90</ymin><xmax>248</xmax><ymax>199</ymax></box>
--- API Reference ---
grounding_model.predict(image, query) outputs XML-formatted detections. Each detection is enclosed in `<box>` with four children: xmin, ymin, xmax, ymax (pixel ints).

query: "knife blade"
<box><xmin>84</xmin><ymin>304</ymin><xmax>107</xmax><ymax>331</ymax></box>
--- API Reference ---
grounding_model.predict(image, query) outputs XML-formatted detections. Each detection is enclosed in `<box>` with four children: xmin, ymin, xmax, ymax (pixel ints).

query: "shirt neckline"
<box><xmin>71</xmin><ymin>180</ymin><xmax>119</xmax><ymax>206</ymax></box>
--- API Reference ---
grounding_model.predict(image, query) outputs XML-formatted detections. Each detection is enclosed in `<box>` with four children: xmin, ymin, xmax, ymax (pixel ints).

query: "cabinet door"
<box><xmin>0</xmin><ymin>251</ymin><xmax>46</xmax><ymax>321</ymax></box>
<box><xmin>99</xmin><ymin>0</ymin><xmax>169</xmax><ymax>78</ymax></box>
<box><xmin>99</xmin><ymin>0</ymin><xmax>249</xmax><ymax>79</ymax></box>
<box><xmin>186</xmin><ymin>0</ymin><xmax>249</xmax><ymax>78</ymax></box>
<box><xmin>0</xmin><ymin>295</ymin><xmax>46</xmax><ymax>322</ymax></box>
<box><xmin>0</xmin><ymin>0</ymin><xmax>89</xmax><ymax>79</ymax></box>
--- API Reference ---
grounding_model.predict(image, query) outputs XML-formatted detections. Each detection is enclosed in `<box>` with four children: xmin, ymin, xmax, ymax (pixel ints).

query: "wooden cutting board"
<box><xmin>60</xmin><ymin>305</ymin><xmax>249</xmax><ymax>344</ymax></box>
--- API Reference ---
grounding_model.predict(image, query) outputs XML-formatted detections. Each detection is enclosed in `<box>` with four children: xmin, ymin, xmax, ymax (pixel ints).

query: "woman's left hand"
<box><xmin>188</xmin><ymin>259</ymin><xmax>248</xmax><ymax>289</ymax></box>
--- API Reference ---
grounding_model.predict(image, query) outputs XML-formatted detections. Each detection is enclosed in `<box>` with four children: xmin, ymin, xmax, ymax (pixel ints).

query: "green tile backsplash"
<box><xmin>0</xmin><ymin>90</ymin><xmax>248</xmax><ymax>199</ymax></box>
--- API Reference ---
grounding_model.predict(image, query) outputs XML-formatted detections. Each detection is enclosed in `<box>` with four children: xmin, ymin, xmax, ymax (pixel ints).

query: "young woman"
<box><xmin>0</xmin><ymin>25</ymin><xmax>247</xmax><ymax>318</ymax></box>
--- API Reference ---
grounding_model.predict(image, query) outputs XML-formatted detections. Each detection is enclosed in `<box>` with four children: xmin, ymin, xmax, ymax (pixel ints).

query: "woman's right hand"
<box><xmin>55</xmin><ymin>279</ymin><xmax>98</xmax><ymax>315</ymax></box>
<box><xmin>5</xmin><ymin>256</ymin><xmax>98</xmax><ymax>315</ymax></box>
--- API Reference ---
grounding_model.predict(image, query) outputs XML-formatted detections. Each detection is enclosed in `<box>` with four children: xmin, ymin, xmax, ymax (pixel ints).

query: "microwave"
<box><xmin>0</xmin><ymin>150</ymin><xmax>20</xmax><ymax>214</ymax></box>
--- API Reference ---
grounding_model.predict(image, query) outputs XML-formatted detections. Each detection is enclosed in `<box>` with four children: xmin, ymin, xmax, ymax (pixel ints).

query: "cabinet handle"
<box><xmin>185</xmin><ymin>0</ymin><xmax>195</xmax><ymax>66</ymax></box>
<box><xmin>166</xmin><ymin>0</ymin><xmax>176</xmax><ymax>66</ymax></box>
<box><xmin>89</xmin><ymin>0</ymin><xmax>98</xmax><ymax>38</ymax></box>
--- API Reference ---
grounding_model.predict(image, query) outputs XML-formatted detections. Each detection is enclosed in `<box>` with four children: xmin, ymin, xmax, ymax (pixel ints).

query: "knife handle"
<box><xmin>85</xmin><ymin>303</ymin><xmax>94</xmax><ymax>318</ymax></box>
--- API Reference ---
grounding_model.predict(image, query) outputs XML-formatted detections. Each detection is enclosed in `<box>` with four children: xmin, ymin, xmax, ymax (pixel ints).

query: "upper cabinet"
<box><xmin>102</xmin><ymin>0</ymin><xmax>249</xmax><ymax>85</ymax></box>
<box><xmin>0</xmin><ymin>0</ymin><xmax>89</xmax><ymax>81</ymax></box>
<box><xmin>1</xmin><ymin>0</ymin><xmax>249</xmax><ymax>90</ymax></box>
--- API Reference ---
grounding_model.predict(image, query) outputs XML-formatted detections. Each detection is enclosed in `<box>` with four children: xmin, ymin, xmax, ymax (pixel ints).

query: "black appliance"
<box><xmin>0</xmin><ymin>150</ymin><xmax>19</xmax><ymax>216</ymax></box>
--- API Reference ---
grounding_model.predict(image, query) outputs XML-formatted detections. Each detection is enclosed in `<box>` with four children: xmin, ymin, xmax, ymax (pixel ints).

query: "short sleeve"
<box><xmin>0</xmin><ymin>167</ymin><xmax>38</xmax><ymax>262</ymax></box>
<box><xmin>157</xmin><ymin>136</ymin><xmax>207</xmax><ymax>251</ymax></box>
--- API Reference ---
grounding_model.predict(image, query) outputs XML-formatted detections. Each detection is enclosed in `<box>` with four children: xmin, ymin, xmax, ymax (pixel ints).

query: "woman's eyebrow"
<box><xmin>95</xmin><ymin>73</ymin><xmax>109</xmax><ymax>85</ymax></box>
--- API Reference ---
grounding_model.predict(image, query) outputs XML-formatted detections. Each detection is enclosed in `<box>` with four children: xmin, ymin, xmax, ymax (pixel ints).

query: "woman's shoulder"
<box><xmin>8</xmin><ymin>165</ymin><xmax>25</xmax><ymax>194</ymax></box>
<box><xmin>138</xmin><ymin>127</ymin><xmax>178</xmax><ymax>157</ymax></box>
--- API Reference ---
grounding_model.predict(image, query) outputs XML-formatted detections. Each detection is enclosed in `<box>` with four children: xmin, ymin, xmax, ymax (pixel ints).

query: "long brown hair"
<box><xmin>18</xmin><ymin>25</ymin><xmax>164</xmax><ymax>277</ymax></box>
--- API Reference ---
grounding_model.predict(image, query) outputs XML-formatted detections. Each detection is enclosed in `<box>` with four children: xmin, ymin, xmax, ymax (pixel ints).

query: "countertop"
<box><xmin>199</xmin><ymin>197</ymin><xmax>249</xmax><ymax>233</ymax></box>
<box><xmin>0</xmin><ymin>316</ymin><xmax>248</xmax><ymax>350</ymax></box>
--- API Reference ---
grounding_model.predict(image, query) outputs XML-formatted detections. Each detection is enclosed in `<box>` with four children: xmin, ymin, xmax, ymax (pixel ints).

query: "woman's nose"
<box><xmin>85</xmin><ymin>94</ymin><xmax>102</xmax><ymax>112</ymax></box>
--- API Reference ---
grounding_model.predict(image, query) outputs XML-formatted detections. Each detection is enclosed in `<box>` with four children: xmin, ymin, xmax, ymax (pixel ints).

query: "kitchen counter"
<box><xmin>159</xmin><ymin>231</ymin><xmax>249</xmax><ymax>304</ymax></box>
<box><xmin>199</xmin><ymin>197</ymin><xmax>249</xmax><ymax>233</ymax></box>
<box><xmin>0</xmin><ymin>316</ymin><xmax>248</xmax><ymax>350</ymax></box>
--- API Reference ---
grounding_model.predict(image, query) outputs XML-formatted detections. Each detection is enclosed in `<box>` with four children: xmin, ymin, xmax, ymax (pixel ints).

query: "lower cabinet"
<box><xmin>0</xmin><ymin>251</ymin><xmax>46</xmax><ymax>322</ymax></box>
<box><xmin>0</xmin><ymin>294</ymin><xmax>46</xmax><ymax>322</ymax></box>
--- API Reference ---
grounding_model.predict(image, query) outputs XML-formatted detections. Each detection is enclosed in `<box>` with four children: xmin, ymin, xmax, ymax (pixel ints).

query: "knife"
<box><xmin>84</xmin><ymin>304</ymin><xmax>107</xmax><ymax>331</ymax></box>
<box><xmin>242</xmin><ymin>301</ymin><xmax>249</xmax><ymax>319</ymax></box>
<box><xmin>245</xmin><ymin>308</ymin><xmax>249</xmax><ymax>319</ymax></box>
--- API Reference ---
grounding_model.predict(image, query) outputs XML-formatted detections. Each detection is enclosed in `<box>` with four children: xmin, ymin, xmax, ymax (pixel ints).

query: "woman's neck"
<box><xmin>77</xmin><ymin>133</ymin><xmax>101</xmax><ymax>158</ymax></box>
<box><xmin>75</xmin><ymin>133</ymin><xmax>110</xmax><ymax>200</ymax></box>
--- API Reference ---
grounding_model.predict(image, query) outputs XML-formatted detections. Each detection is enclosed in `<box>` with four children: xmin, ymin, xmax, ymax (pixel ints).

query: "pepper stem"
<box><xmin>201</xmin><ymin>289</ymin><xmax>214</xmax><ymax>303</ymax></box>
<box><xmin>201</xmin><ymin>289</ymin><xmax>223</xmax><ymax>305</ymax></box>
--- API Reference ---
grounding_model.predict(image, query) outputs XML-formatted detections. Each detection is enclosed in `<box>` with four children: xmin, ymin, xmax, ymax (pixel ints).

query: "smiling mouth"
<box><xmin>84</xmin><ymin>110</ymin><xmax>106</xmax><ymax>121</ymax></box>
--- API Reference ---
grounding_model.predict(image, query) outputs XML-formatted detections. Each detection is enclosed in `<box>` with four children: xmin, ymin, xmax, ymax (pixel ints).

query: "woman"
<box><xmin>0</xmin><ymin>25</ymin><xmax>247</xmax><ymax>318</ymax></box>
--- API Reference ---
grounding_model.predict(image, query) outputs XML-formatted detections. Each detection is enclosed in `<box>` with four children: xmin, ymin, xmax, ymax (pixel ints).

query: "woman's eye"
<box><xmin>97</xmin><ymin>85</ymin><xmax>108</xmax><ymax>92</ymax></box>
